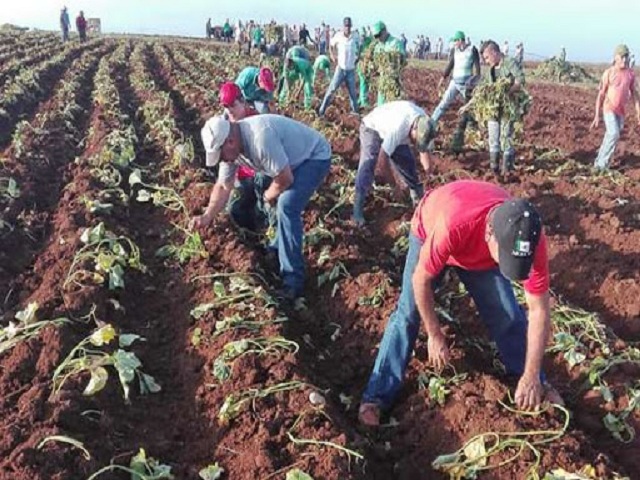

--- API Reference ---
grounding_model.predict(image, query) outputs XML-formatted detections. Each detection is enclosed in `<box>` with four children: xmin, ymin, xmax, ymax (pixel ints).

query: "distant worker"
<box><xmin>223</xmin><ymin>19</ymin><xmax>233</xmax><ymax>43</ymax></box>
<box><xmin>591</xmin><ymin>44</ymin><xmax>640</xmax><ymax>170</ymax></box>
<box><xmin>559</xmin><ymin>46</ymin><xmax>566</xmax><ymax>63</ymax></box>
<box><xmin>318</xmin><ymin>16</ymin><xmax>359</xmax><ymax>117</ymax></box>
<box><xmin>431</xmin><ymin>30</ymin><xmax>481</xmax><ymax>125</ymax></box>
<box><xmin>503</xmin><ymin>40</ymin><xmax>510</xmax><ymax>55</ymax></box>
<box><xmin>480</xmin><ymin>40</ymin><xmax>526</xmax><ymax>174</ymax></box>
<box><xmin>235</xmin><ymin>66</ymin><xmax>275</xmax><ymax>113</ymax></box>
<box><xmin>279</xmin><ymin>46</ymin><xmax>314</xmax><ymax>109</ymax></box>
<box><xmin>206</xmin><ymin>18</ymin><xmax>212</xmax><ymax>39</ymax></box>
<box><xmin>76</xmin><ymin>11</ymin><xmax>87</xmax><ymax>42</ymax></box>
<box><xmin>298</xmin><ymin>23</ymin><xmax>315</xmax><ymax>47</ymax></box>
<box><xmin>60</xmin><ymin>7</ymin><xmax>70</xmax><ymax>42</ymax></box>
<box><xmin>514</xmin><ymin>42</ymin><xmax>524</xmax><ymax>66</ymax></box>
<box><xmin>371</xmin><ymin>21</ymin><xmax>406</xmax><ymax>106</ymax></box>
<box><xmin>313</xmin><ymin>55</ymin><xmax>331</xmax><ymax>87</ymax></box>
<box><xmin>352</xmin><ymin>100</ymin><xmax>436</xmax><ymax>225</ymax></box>
<box><xmin>435</xmin><ymin>37</ymin><xmax>444</xmax><ymax>60</ymax></box>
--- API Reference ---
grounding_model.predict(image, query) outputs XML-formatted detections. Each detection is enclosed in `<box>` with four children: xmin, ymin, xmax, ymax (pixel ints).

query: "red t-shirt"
<box><xmin>236</xmin><ymin>106</ymin><xmax>259</xmax><ymax>180</ymax></box>
<box><xmin>410</xmin><ymin>180</ymin><xmax>549</xmax><ymax>294</ymax></box>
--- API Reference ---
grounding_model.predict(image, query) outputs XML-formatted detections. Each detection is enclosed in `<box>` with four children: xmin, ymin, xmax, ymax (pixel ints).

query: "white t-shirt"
<box><xmin>362</xmin><ymin>101</ymin><xmax>425</xmax><ymax>155</ymax></box>
<box><xmin>330</xmin><ymin>31</ymin><xmax>358</xmax><ymax>70</ymax></box>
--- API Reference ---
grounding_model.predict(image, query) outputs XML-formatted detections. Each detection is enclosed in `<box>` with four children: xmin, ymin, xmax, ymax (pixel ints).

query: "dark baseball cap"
<box><xmin>493</xmin><ymin>199</ymin><xmax>542</xmax><ymax>281</ymax></box>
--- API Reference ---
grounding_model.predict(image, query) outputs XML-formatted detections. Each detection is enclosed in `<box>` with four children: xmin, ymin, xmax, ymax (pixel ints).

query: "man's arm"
<box><xmin>523</xmin><ymin>291</ymin><xmax>551</xmax><ymax>379</ymax></box>
<box><xmin>591</xmin><ymin>74</ymin><xmax>607</xmax><ymax>128</ymax></box>
<box><xmin>441</xmin><ymin>48</ymin><xmax>455</xmax><ymax>80</ymax></box>
<box><xmin>191</xmin><ymin>180</ymin><xmax>233</xmax><ymax>229</ymax></box>
<box><xmin>264</xmin><ymin>165</ymin><xmax>293</xmax><ymax>203</ymax></box>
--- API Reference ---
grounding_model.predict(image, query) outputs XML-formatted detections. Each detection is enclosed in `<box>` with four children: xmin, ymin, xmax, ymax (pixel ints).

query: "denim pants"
<box><xmin>432</xmin><ymin>79</ymin><xmax>467</xmax><ymax>123</ymax></box>
<box><xmin>355</xmin><ymin>124</ymin><xmax>423</xmax><ymax>198</ymax></box>
<box><xmin>319</xmin><ymin>67</ymin><xmax>359</xmax><ymax>115</ymax></box>
<box><xmin>594</xmin><ymin>112</ymin><xmax>623</xmax><ymax>169</ymax></box>
<box><xmin>271</xmin><ymin>159</ymin><xmax>331</xmax><ymax>294</ymax></box>
<box><xmin>487</xmin><ymin>118</ymin><xmax>515</xmax><ymax>157</ymax></box>
<box><xmin>362</xmin><ymin>233</ymin><xmax>539</xmax><ymax>410</ymax></box>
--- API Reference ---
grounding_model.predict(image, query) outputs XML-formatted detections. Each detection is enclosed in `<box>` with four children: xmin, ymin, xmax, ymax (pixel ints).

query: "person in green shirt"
<box><xmin>371</xmin><ymin>21</ymin><xmax>406</xmax><ymax>106</ymax></box>
<box><xmin>279</xmin><ymin>46</ymin><xmax>314</xmax><ymax>109</ymax></box>
<box><xmin>358</xmin><ymin>27</ymin><xmax>372</xmax><ymax>107</ymax></box>
<box><xmin>223</xmin><ymin>19</ymin><xmax>233</xmax><ymax>43</ymax></box>
<box><xmin>313</xmin><ymin>55</ymin><xmax>331</xmax><ymax>88</ymax></box>
<box><xmin>479</xmin><ymin>40</ymin><xmax>526</xmax><ymax>174</ymax></box>
<box><xmin>235</xmin><ymin>66</ymin><xmax>275</xmax><ymax>113</ymax></box>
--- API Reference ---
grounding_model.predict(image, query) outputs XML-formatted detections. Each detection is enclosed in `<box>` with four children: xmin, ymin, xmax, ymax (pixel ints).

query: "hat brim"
<box><xmin>205</xmin><ymin>147</ymin><xmax>222</xmax><ymax>167</ymax></box>
<box><xmin>498</xmin><ymin>245</ymin><xmax>534</xmax><ymax>281</ymax></box>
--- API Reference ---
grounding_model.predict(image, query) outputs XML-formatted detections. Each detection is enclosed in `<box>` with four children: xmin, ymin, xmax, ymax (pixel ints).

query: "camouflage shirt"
<box><xmin>488</xmin><ymin>55</ymin><xmax>525</xmax><ymax>86</ymax></box>
<box><xmin>374</xmin><ymin>35</ymin><xmax>406</xmax><ymax>56</ymax></box>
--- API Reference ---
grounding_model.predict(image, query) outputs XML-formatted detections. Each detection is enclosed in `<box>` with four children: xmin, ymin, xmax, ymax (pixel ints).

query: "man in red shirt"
<box><xmin>591</xmin><ymin>44</ymin><xmax>640</xmax><ymax>170</ymax></box>
<box><xmin>76</xmin><ymin>11</ymin><xmax>87</xmax><ymax>42</ymax></box>
<box><xmin>359</xmin><ymin>180</ymin><xmax>562</xmax><ymax>426</ymax></box>
<box><xmin>217</xmin><ymin>82</ymin><xmax>267</xmax><ymax>232</ymax></box>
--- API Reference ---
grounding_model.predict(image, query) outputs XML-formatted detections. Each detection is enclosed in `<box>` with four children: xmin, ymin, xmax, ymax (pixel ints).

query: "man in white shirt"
<box><xmin>318</xmin><ymin>17</ymin><xmax>359</xmax><ymax>116</ymax></box>
<box><xmin>353</xmin><ymin>100</ymin><xmax>436</xmax><ymax>225</ymax></box>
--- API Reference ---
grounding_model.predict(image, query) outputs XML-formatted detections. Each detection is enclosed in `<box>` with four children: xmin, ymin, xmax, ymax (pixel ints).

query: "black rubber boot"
<box><xmin>489</xmin><ymin>152</ymin><xmax>500</xmax><ymax>173</ymax></box>
<box><xmin>501</xmin><ymin>152</ymin><xmax>515</xmax><ymax>175</ymax></box>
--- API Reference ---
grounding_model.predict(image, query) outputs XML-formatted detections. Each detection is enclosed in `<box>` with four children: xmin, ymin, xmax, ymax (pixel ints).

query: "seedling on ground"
<box><xmin>218</xmin><ymin>381</ymin><xmax>307</xmax><ymax>424</ymax></box>
<box><xmin>87</xmin><ymin>448</ymin><xmax>173</xmax><ymax>480</ymax></box>
<box><xmin>65</xmin><ymin>223</ymin><xmax>146</xmax><ymax>291</ymax></box>
<box><xmin>156</xmin><ymin>224</ymin><xmax>208</xmax><ymax>264</ymax></box>
<box><xmin>52</xmin><ymin>324</ymin><xmax>161</xmax><ymax>402</ymax></box>
<box><xmin>212</xmin><ymin>337</ymin><xmax>299</xmax><ymax>382</ymax></box>
<box><xmin>358</xmin><ymin>278</ymin><xmax>390</xmax><ymax>307</ymax></box>
<box><xmin>1</xmin><ymin>302</ymin><xmax>68</xmax><ymax>355</ymax></box>
<box><xmin>0</xmin><ymin>177</ymin><xmax>19</xmax><ymax>200</ymax></box>
<box><xmin>418</xmin><ymin>367</ymin><xmax>468</xmax><ymax>407</ymax></box>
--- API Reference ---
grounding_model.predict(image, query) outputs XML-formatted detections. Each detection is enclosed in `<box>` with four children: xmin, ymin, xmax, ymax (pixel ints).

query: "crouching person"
<box><xmin>192</xmin><ymin>114</ymin><xmax>332</xmax><ymax>300</ymax></box>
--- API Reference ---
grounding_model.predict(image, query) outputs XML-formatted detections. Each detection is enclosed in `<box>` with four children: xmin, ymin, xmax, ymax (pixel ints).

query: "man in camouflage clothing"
<box><xmin>371</xmin><ymin>21</ymin><xmax>406</xmax><ymax>106</ymax></box>
<box><xmin>480</xmin><ymin>40</ymin><xmax>526</xmax><ymax>174</ymax></box>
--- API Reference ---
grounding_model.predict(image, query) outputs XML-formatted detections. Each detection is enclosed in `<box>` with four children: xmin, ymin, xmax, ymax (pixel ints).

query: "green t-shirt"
<box><xmin>235</xmin><ymin>66</ymin><xmax>272</xmax><ymax>103</ymax></box>
<box><xmin>374</xmin><ymin>35</ymin><xmax>405</xmax><ymax>56</ymax></box>
<box><xmin>252</xmin><ymin>28</ymin><xmax>262</xmax><ymax>43</ymax></box>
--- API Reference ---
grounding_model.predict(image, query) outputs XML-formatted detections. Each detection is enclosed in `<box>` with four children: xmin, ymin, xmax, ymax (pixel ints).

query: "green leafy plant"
<box><xmin>0</xmin><ymin>176</ymin><xmax>19</xmax><ymax>199</ymax></box>
<box><xmin>52</xmin><ymin>324</ymin><xmax>161</xmax><ymax>402</ymax></box>
<box><xmin>286</xmin><ymin>469</ymin><xmax>314</xmax><ymax>480</ymax></box>
<box><xmin>418</xmin><ymin>367</ymin><xmax>468</xmax><ymax>407</ymax></box>
<box><xmin>155</xmin><ymin>224</ymin><xmax>208</xmax><ymax>264</ymax></box>
<box><xmin>199</xmin><ymin>463</ymin><xmax>224</xmax><ymax>480</ymax></box>
<box><xmin>64</xmin><ymin>223</ymin><xmax>146</xmax><ymax>290</ymax></box>
<box><xmin>358</xmin><ymin>278</ymin><xmax>390</xmax><ymax>307</ymax></box>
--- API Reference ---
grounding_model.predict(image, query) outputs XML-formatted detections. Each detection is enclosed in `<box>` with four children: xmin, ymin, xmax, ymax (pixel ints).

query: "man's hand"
<box><xmin>514</xmin><ymin>374</ymin><xmax>544</xmax><ymax>410</ymax></box>
<box><xmin>190</xmin><ymin>211</ymin><xmax>214</xmax><ymax>230</ymax></box>
<box><xmin>419</xmin><ymin>152</ymin><xmax>432</xmax><ymax>174</ymax></box>
<box><xmin>263</xmin><ymin>189</ymin><xmax>278</xmax><ymax>206</ymax></box>
<box><xmin>437</xmin><ymin>77</ymin><xmax>445</xmax><ymax>90</ymax></box>
<box><xmin>427</xmin><ymin>328</ymin><xmax>450</xmax><ymax>371</ymax></box>
<box><xmin>590</xmin><ymin>116</ymin><xmax>600</xmax><ymax>130</ymax></box>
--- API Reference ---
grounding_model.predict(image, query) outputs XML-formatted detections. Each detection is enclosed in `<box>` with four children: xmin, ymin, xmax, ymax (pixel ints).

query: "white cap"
<box><xmin>201</xmin><ymin>116</ymin><xmax>231</xmax><ymax>166</ymax></box>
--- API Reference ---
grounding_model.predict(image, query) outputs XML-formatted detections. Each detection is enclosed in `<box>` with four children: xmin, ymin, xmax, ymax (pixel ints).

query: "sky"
<box><xmin>3</xmin><ymin>0</ymin><xmax>639</xmax><ymax>62</ymax></box>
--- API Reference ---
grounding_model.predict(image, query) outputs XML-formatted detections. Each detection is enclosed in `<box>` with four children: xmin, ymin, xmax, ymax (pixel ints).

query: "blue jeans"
<box><xmin>318</xmin><ymin>67</ymin><xmax>359</xmax><ymax>115</ymax></box>
<box><xmin>594</xmin><ymin>112</ymin><xmax>623</xmax><ymax>169</ymax></box>
<box><xmin>431</xmin><ymin>79</ymin><xmax>467</xmax><ymax>124</ymax></box>
<box><xmin>362</xmin><ymin>233</ymin><xmax>539</xmax><ymax>410</ymax></box>
<box><xmin>271</xmin><ymin>159</ymin><xmax>331</xmax><ymax>294</ymax></box>
<box><xmin>354</xmin><ymin>124</ymin><xmax>423</xmax><ymax>198</ymax></box>
<box><xmin>488</xmin><ymin>118</ymin><xmax>515</xmax><ymax>157</ymax></box>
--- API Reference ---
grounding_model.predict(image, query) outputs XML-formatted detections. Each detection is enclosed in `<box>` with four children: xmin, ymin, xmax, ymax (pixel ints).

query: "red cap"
<box><xmin>219</xmin><ymin>82</ymin><xmax>242</xmax><ymax>108</ymax></box>
<box><xmin>258</xmin><ymin>67</ymin><xmax>275</xmax><ymax>92</ymax></box>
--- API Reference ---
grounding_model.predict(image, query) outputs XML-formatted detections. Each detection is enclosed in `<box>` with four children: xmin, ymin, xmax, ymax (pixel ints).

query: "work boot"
<box><xmin>489</xmin><ymin>152</ymin><xmax>500</xmax><ymax>174</ymax></box>
<box><xmin>352</xmin><ymin>192</ymin><xmax>366</xmax><ymax>226</ymax></box>
<box><xmin>501</xmin><ymin>152</ymin><xmax>515</xmax><ymax>175</ymax></box>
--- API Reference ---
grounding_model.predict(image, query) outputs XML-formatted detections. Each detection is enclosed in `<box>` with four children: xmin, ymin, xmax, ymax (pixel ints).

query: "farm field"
<box><xmin>0</xmin><ymin>33</ymin><xmax>639</xmax><ymax>480</ymax></box>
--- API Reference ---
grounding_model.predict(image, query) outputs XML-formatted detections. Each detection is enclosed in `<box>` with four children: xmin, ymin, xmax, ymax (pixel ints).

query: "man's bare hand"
<box><xmin>190</xmin><ymin>212</ymin><xmax>214</xmax><ymax>231</ymax></box>
<box><xmin>590</xmin><ymin>116</ymin><xmax>600</xmax><ymax>130</ymax></box>
<box><xmin>514</xmin><ymin>374</ymin><xmax>544</xmax><ymax>410</ymax></box>
<box><xmin>427</xmin><ymin>329</ymin><xmax>450</xmax><ymax>371</ymax></box>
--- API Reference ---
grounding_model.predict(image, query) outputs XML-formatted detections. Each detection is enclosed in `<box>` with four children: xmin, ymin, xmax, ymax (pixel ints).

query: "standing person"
<box><xmin>279</xmin><ymin>46</ymin><xmax>314</xmax><ymax>109</ymax></box>
<box><xmin>514</xmin><ymin>42</ymin><xmax>524</xmax><ymax>66</ymax></box>
<box><xmin>431</xmin><ymin>30</ymin><xmax>481</xmax><ymax>125</ymax></box>
<box><xmin>559</xmin><ymin>46</ymin><xmax>566</xmax><ymax>63</ymax></box>
<box><xmin>358</xmin><ymin>180</ymin><xmax>563</xmax><ymax>427</ymax></box>
<box><xmin>194</xmin><ymin>114</ymin><xmax>332</xmax><ymax>300</ymax></box>
<box><xmin>235</xmin><ymin>66</ymin><xmax>275</xmax><ymax>114</ymax></box>
<box><xmin>480</xmin><ymin>40</ymin><xmax>526</xmax><ymax>174</ymax></box>
<box><xmin>223</xmin><ymin>19</ymin><xmax>233</xmax><ymax>43</ymax></box>
<box><xmin>76</xmin><ymin>11</ymin><xmax>87</xmax><ymax>42</ymax></box>
<box><xmin>399</xmin><ymin>33</ymin><xmax>408</xmax><ymax>53</ymax></box>
<box><xmin>318</xmin><ymin>16</ymin><xmax>359</xmax><ymax>117</ymax></box>
<box><xmin>357</xmin><ymin>26</ymin><xmax>373</xmax><ymax>108</ymax></box>
<box><xmin>298</xmin><ymin>23</ymin><xmax>315</xmax><ymax>47</ymax></box>
<box><xmin>435</xmin><ymin>37</ymin><xmax>444</xmax><ymax>60</ymax></box>
<box><xmin>503</xmin><ymin>40</ymin><xmax>510</xmax><ymax>55</ymax></box>
<box><xmin>371</xmin><ymin>21</ymin><xmax>406</xmax><ymax>106</ymax></box>
<box><xmin>60</xmin><ymin>7</ymin><xmax>70</xmax><ymax>42</ymax></box>
<box><xmin>206</xmin><ymin>18</ymin><xmax>212</xmax><ymax>39</ymax></box>
<box><xmin>352</xmin><ymin>100</ymin><xmax>436</xmax><ymax>225</ymax></box>
<box><xmin>313</xmin><ymin>55</ymin><xmax>331</xmax><ymax>87</ymax></box>
<box><xmin>252</xmin><ymin>24</ymin><xmax>263</xmax><ymax>52</ymax></box>
<box><xmin>425</xmin><ymin>36</ymin><xmax>431</xmax><ymax>59</ymax></box>
<box><xmin>323</xmin><ymin>24</ymin><xmax>332</xmax><ymax>56</ymax></box>
<box><xmin>591</xmin><ymin>44</ymin><xmax>640</xmax><ymax>170</ymax></box>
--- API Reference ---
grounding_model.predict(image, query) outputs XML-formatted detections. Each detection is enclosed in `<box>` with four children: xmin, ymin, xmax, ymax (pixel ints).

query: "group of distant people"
<box><xmin>59</xmin><ymin>6</ymin><xmax>88</xmax><ymax>42</ymax></box>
